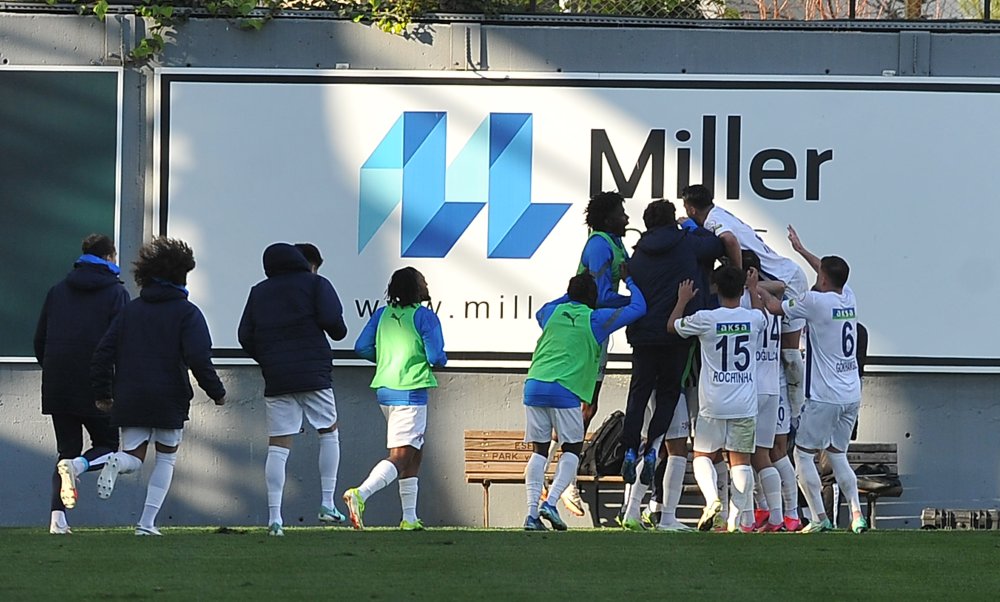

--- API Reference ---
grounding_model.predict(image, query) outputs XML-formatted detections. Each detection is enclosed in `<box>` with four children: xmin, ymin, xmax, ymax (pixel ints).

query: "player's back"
<box><xmin>798</xmin><ymin>286</ymin><xmax>861</xmax><ymax>404</ymax></box>
<box><xmin>705</xmin><ymin>207</ymin><xmax>803</xmax><ymax>287</ymax></box>
<box><xmin>677</xmin><ymin>305</ymin><xmax>766</xmax><ymax>419</ymax></box>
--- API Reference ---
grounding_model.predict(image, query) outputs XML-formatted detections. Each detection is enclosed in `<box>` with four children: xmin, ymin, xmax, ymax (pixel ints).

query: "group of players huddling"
<box><xmin>523</xmin><ymin>184</ymin><xmax>865</xmax><ymax>534</ymax></box>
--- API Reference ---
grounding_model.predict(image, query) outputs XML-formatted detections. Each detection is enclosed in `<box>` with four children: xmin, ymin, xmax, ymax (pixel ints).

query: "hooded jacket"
<box><xmin>238</xmin><ymin>243</ymin><xmax>348</xmax><ymax>396</ymax></box>
<box><xmin>91</xmin><ymin>282</ymin><xmax>225</xmax><ymax>429</ymax></box>
<box><xmin>626</xmin><ymin>225</ymin><xmax>724</xmax><ymax>346</ymax></box>
<box><xmin>34</xmin><ymin>260</ymin><xmax>130</xmax><ymax>416</ymax></box>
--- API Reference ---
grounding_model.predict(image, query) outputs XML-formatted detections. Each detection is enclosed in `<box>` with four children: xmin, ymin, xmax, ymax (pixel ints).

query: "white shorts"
<box><xmin>795</xmin><ymin>399</ymin><xmax>860</xmax><ymax>452</ymax></box>
<box><xmin>694</xmin><ymin>415</ymin><xmax>756</xmax><ymax>454</ymax></box>
<box><xmin>121</xmin><ymin>426</ymin><xmax>183</xmax><ymax>451</ymax></box>
<box><xmin>265</xmin><ymin>388</ymin><xmax>337</xmax><ymax>437</ymax></box>
<box><xmin>780</xmin><ymin>266</ymin><xmax>809</xmax><ymax>334</ymax></box>
<box><xmin>642</xmin><ymin>391</ymin><xmax>692</xmax><ymax>441</ymax></box>
<box><xmin>755</xmin><ymin>394</ymin><xmax>779</xmax><ymax>449</ymax></box>
<box><xmin>775</xmin><ymin>384</ymin><xmax>791</xmax><ymax>436</ymax></box>
<box><xmin>381</xmin><ymin>405</ymin><xmax>427</xmax><ymax>450</ymax></box>
<box><xmin>524</xmin><ymin>406</ymin><xmax>584</xmax><ymax>445</ymax></box>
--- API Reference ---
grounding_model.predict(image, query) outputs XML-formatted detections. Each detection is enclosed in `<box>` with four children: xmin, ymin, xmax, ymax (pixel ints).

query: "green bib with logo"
<box><xmin>371</xmin><ymin>305</ymin><xmax>437</xmax><ymax>390</ymax></box>
<box><xmin>527</xmin><ymin>303</ymin><xmax>600</xmax><ymax>403</ymax></box>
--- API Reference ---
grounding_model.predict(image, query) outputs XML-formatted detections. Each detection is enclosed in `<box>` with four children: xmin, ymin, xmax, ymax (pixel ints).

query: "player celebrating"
<box><xmin>681</xmin><ymin>184</ymin><xmax>809</xmax><ymax>435</ymax></box>
<box><xmin>740</xmin><ymin>250</ymin><xmax>784</xmax><ymax>532</ymax></box>
<box><xmin>523</xmin><ymin>272</ymin><xmax>645</xmax><ymax>531</ymax></box>
<box><xmin>346</xmin><ymin>267</ymin><xmax>447</xmax><ymax>531</ymax></box>
<box><xmin>91</xmin><ymin>237</ymin><xmax>226</xmax><ymax>536</ymax></box>
<box><xmin>759</xmin><ymin>226</ymin><xmax>867</xmax><ymax>534</ymax></box>
<box><xmin>668</xmin><ymin>266</ymin><xmax>767</xmax><ymax>533</ymax></box>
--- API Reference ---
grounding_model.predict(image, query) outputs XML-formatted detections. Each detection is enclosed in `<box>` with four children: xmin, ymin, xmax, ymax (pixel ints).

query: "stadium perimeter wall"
<box><xmin>2</xmin><ymin>12</ymin><xmax>999</xmax><ymax>528</ymax></box>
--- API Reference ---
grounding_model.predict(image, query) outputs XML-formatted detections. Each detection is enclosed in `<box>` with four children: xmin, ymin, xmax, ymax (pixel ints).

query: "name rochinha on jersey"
<box><xmin>713</xmin><ymin>370</ymin><xmax>755</xmax><ymax>384</ymax></box>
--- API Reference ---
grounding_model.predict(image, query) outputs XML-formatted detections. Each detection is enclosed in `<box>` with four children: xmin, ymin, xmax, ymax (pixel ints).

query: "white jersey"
<box><xmin>740</xmin><ymin>291</ymin><xmax>781</xmax><ymax>396</ymax></box>
<box><xmin>704</xmin><ymin>206</ymin><xmax>808</xmax><ymax>298</ymax></box>
<box><xmin>675</xmin><ymin>306</ymin><xmax>767</xmax><ymax>419</ymax></box>
<box><xmin>782</xmin><ymin>285</ymin><xmax>861</xmax><ymax>405</ymax></box>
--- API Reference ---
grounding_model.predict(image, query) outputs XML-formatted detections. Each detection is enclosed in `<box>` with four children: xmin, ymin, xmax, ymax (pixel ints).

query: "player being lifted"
<box><xmin>681</xmin><ymin>185</ymin><xmax>809</xmax><ymax>433</ymax></box>
<box><xmin>522</xmin><ymin>272</ymin><xmax>646</xmax><ymax>531</ymax></box>
<box><xmin>347</xmin><ymin>267</ymin><xmax>447</xmax><ymax>531</ymax></box>
<box><xmin>758</xmin><ymin>226</ymin><xmax>868</xmax><ymax>534</ymax></box>
<box><xmin>668</xmin><ymin>266</ymin><xmax>767</xmax><ymax>533</ymax></box>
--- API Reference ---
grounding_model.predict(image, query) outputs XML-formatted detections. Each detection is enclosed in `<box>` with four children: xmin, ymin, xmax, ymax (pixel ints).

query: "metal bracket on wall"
<box><xmin>898</xmin><ymin>31</ymin><xmax>930</xmax><ymax>76</ymax></box>
<box><xmin>451</xmin><ymin>23</ymin><xmax>486</xmax><ymax>71</ymax></box>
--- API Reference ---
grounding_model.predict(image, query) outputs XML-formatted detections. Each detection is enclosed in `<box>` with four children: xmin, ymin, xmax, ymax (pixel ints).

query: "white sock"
<box><xmin>547</xmin><ymin>452</ymin><xmax>580</xmax><ymax>505</ymax></box>
<box><xmin>115</xmin><ymin>452</ymin><xmax>143</xmax><ymax>474</ymax></box>
<box><xmin>693</xmin><ymin>456</ymin><xmax>719</xmax><ymax>506</ymax></box>
<box><xmin>828</xmin><ymin>451</ymin><xmax>862</xmax><ymax>515</ymax></box>
<box><xmin>71</xmin><ymin>457</ymin><xmax>89</xmax><ymax>475</ymax></box>
<box><xmin>265</xmin><ymin>446</ymin><xmax>290</xmax><ymax>526</ymax></box>
<box><xmin>754</xmin><ymin>477</ymin><xmax>768</xmax><ymax>510</ymax></box>
<box><xmin>624</xmin><ymin>479</ymin><xmax>649</xmax><ymax>522</ymax></box>
<box><xmin>730</xmin><ymin>464</ymin><xmax>754</xmax><ymax>529</ymax></box>
<box><xmin>794</xmin><ymin>448</ymin><xmax>826</xmax><ymax>522</ymax></box>
<box><xmin>659</xmin><ymin>455</ymin><xmax>686</xmax><ymax>526</ymax></box>
<box><xmin>318</xmin><ymin>430</ymin><xmax>340</xmax><ymax>509</ymax></box>
<box><xmin>51</xmin><ymin>510</ymin><xmax>68</xmax><ymax>529</ymax></box>
<box><xmin>358</xmin><ymin>459</ymin><xmax>398</xmax><ymax>501</ymax></box>
<box><xmin>648</xmin><ymin>500</ymin><xmax>662</xmax><ymax>513</ymax></box>
<box><xmin>758</xmin><ymin>466</ymin><xmax>783</xmax><ymax>525</ymax></box>
<box><xmin>773</xmin><ymin>455</ymin><xmax>799</xmax><ymax>518</ymax></box>
<box><xmin>525</xmin><ymin>453</ymin><xmax>547</xmax><ymax>518</ymax></box>
<box><xmin>139</xmin><ymin>452</ymin><xmax>176</xmax><ymax>529</ymax></box>
<box><xmin>716</xmin><ymin>461</ymin><xmax>730</xmax><ymax>520</ymax></box>
<box><xmin>782</xmin><ymin>349</ymin><xmax>805</xmax><ymax>418</ymax></box>
<box><xmin>399</xmin><ymin>477</ymin><xmax>419</xmax><ymax>523</ymax></box>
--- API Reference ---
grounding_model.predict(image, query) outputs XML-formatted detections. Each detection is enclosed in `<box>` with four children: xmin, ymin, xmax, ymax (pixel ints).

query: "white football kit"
<box><xmin>705</xmin><ymin>206</ymin><xmax>808</xmax><ymax>332</ymax></box>
<box><xmin>783</xmin><ymin>285</ymin><xmax>861</xmax><ymax>451</ymax></box>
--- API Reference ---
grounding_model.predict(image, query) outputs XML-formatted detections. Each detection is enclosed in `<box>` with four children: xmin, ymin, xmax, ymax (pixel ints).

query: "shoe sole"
<box><xmin>135</xmin><ymin>527</ymin><xmax>162</xmax><ymax>536</ymax></box>
<box><xmin>56</xmin><ymin>460</ymin><xmax>78</xmax><ymax>509</ymax></box>
<box><xmin>539</xmin><ymin>506</ymin><xmax>567</xmax><ymax>531</ymax></box>
<box><xmin>697</xmin><ymin>500</ymin><xmax>722</xmax><ymax>532</ymax></box>
<box><xmin>318</xmin><ymin>513</ymin><xmax>346</xmax><ymax>524</ymax></box>
<box><xmin>343</xmin><ymin>491</ymin><xmax>365</xmax><ymax>530</ymax></box>
<box><xmin>96</xmin><ymin>455</ymin><xmax>120</xmax><ymax>500</ymax></box>
<box><xmin>560</xmin><ymin>493</ymin><xmax>585</xmax><ymax>517</ymax></box>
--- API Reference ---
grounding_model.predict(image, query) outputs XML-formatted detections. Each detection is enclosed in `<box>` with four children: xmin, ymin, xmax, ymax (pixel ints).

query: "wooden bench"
<box><xmin>465</xmin><ymin>430</ymin><xmax>901</xmax><ymax>528</ymax></box>
<box><xmin>825</xmin><ymin>442</ymin><xmax>902</xmax><ymax>528</ymax></box>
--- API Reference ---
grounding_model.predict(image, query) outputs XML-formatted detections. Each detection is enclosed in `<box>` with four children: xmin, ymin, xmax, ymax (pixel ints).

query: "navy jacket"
<box><xmin>91</xmin><ymin>283</ymin><xmax>225</xmax><ymax>429</ymax></box>
<box><xmin>35</xmin><ymin>261</ymin><xmax>129</xmax><ymax>416</ymax></box>
<box><xmin>238</xmin><ymin>244</ymin><xmax>348</xmax><ymax>396</ymax></box>
<box><xmin>626</xmin><ymin>225</ymin><xmax>724</xmax><ymax>346</ymax></box>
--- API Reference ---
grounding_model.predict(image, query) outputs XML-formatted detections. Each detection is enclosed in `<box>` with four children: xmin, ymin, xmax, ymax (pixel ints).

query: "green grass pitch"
<box><xmin>2</xmin><ymin>528</ymin><xmax>997</xmax><ymax>600</ymax></box>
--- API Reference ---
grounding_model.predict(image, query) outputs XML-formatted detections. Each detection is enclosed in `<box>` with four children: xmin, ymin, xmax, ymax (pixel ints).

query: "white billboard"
<box><xmin>157</xmin><ymin>70</ymin><xmax>1000</xmax><ymax>372</ymax></box>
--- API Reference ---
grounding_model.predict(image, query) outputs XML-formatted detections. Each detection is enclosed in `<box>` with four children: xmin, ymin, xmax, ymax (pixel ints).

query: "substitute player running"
<box><xmin>523</xmin><ymin>272</ymin><xmax>645</xmax><ymax>531</ymax></box>
<box><xmin>758</xmin><ymin>225</ymin><xmax>867</xmax><ymax>534</ymax></box>
<box><xmin>346</xmin><ymin>267</ymin><xmax>447</xmax><ymax>531</ymax></box>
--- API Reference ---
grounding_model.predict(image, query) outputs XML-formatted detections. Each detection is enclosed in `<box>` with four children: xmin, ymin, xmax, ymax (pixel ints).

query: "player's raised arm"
<box><xmin>757</xmin><ymin>284</ymin><xmax>785</xmax><ymax>316</ymax></box>
<box><xmin>666</xmin><ymin>280</ymin><xmax>699</xmax><ymax>335</ymax></box>
<box><xmin>787</xmin><ymin>225</ymin><xmax>822</xmax><ymax>274</ymax></box>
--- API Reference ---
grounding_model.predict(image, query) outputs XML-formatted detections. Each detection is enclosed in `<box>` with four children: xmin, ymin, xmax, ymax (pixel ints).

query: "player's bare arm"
<box><xmin>757</xmin><ymin>285</ymin><xmax>784</xmax><ymax>316</ymax></box>
<box><xmin>746</xmin><ymin>267</ymin><xmax>765</xmax><ymax>311</ymax></box>
<box><xmin>720</xmin><ymin>231</ymin><xmax>742</xmax><ymax>268</ymax></box>
<box><xmin>666</xmin><ymin>280</ymin><xmax>698</xmax><ymax>334</ymax></box>
<box><xmin>787</xmin><ymin>225</ymin><xmax>821</xmax><ymax>273</ymax></box>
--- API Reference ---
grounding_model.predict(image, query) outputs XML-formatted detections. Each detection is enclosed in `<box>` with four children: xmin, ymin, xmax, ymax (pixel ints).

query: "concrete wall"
<box><xmin>2</xmin><ymin>11</ymin><xmax>998</xmax><ymax>528</ymax></box>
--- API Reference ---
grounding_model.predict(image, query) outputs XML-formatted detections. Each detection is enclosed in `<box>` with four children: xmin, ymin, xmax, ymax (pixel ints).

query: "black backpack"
<box><xmin>578</xmin><ymin>410</ymin><xmax>625</xmax><ymax>476</ymax></box>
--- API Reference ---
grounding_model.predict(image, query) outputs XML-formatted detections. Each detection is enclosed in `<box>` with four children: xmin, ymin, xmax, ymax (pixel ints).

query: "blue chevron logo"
<box><xmin>359</xmin><ymin>112</ymin><xmax>571</xmax><ymax>258</ymax></box>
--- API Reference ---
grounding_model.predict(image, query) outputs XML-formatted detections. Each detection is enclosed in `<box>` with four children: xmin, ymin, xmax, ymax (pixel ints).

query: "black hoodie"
<box><xmin>238</xmin><ymin>243</ymin><xmax>348</xmax><ymax>396</ymax></box>
<box><xmin>35</xmin><ymin>261</ymin><xmax>129</xmax><ymax>415</ymax></box>
<box><xmin>626</xmin><ymin>226</ymin><xmax>723</xmax><ymax>346</ymax></box>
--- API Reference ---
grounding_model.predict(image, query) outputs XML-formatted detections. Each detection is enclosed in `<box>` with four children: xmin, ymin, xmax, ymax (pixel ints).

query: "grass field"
<box><xmin>3</xmin><ymin>527</ymin><xmax>997</xmax><ymax>600</ymax></box>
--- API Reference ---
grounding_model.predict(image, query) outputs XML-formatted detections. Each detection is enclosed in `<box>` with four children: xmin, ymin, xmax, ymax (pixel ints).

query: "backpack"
<box><xmin>578</xmin><ymin>410</ymin><xmax>625</xmax><ymax>476</ymax></box>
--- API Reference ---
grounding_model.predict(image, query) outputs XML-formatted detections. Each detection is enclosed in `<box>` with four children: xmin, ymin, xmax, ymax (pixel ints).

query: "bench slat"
<box><xmin>846</xmin><ymin>452</ymin><xmax>897</xmax><ymax>464</ymax></box>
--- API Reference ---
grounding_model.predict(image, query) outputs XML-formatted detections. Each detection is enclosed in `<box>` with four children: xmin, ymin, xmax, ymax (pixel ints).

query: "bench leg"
<box><xmin>483</xmin><ymin>482</ymin><xmax>491</xmax><ymax>528</ymax></box>
<box><xmin>867</xmin><ymin>493</ymin><xmax>877</xmax><ymax>529</ymax></box>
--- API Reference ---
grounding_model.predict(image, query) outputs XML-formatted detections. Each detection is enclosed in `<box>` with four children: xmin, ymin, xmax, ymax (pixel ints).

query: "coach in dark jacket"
<box><xmin>91</xmin><ymin>254</ymin><xmax>225</xmax><ymax>429</ymax></box>
<box><xmin>619</xmin><ymin>200</ymin><xmax>724</xmax><ymax>483</ymax></box>
<box><xmin>238</xmin><ymin>243</ymin><xmax>348</xmax><ymax>396</ymax></box>
<box><xmin>35</xmin><ymin>234</ymin><xmax>129</xmax><ymax>534</ymax></box>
